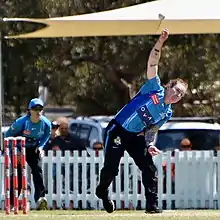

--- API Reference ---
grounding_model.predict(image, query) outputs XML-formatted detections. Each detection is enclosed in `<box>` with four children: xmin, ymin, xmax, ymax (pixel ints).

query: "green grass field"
<box><xmin>0</xmin><ymin>210</ymin><xmax>219</xmax><ymax>220</ymax></box>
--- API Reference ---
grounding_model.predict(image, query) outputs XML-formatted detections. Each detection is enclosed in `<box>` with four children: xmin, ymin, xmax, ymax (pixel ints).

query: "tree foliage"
<box><xmin>2</xmin><ymin>0</ymin><xmax>220</xmax><ymax>119</ymax></box>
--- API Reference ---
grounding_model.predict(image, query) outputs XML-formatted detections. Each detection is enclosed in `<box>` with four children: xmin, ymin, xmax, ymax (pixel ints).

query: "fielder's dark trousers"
<box><xmin>96</xmin><ymin>120</ymin><xmax>158</xmax><ymax>206</ymax></box>
<box><xmin>10</xmin><ymin>148</ymin><xmax>45</xmax><ymax>205</ymax></box>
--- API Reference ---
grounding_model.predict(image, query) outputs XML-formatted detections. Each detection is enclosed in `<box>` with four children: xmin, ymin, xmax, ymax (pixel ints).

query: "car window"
<box><xmin>78</xmin><ymin>124</ymin><xmax>91</xmax><ymax>140</ymax></box>
<box><xmin>156</xmin><ymin>129</ymin><xmax>220</xmax><ymax>151</ymax></box>
<box><xmin>88</xmin><ymin>127</ymin><xmax>99</xmax><ymax>144</ymax></box>
<box><xmin>69</xmin><ymin>123</ymin><xmax>78</xmax><ymax>135</ymax></box>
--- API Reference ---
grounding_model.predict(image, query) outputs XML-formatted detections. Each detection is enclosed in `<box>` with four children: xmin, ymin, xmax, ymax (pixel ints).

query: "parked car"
<box><xmin>2</xmin><ymin>126</ymin><xmax>9</xmax><ymax>133</ymax></box>
<box><xmin>156</xmin><ymin>117</ymin><xmax>220</xmax><ymax>151</ymax></box>
<box><xmin>68</xmin><ymin>116</ymin><xmax>220</xmax><ymax>151</ymax></box>
<box><xmin>68</xmin><ymin>116</ymin><xmax>113</xmax><ymax>150</ymax></box>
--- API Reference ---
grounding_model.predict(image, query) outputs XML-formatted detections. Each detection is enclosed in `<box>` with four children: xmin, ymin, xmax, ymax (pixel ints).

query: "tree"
<box><xmin>3</xmin><ymin>0</ymin><xmax>220</xmax><ymax>118</ymax></box>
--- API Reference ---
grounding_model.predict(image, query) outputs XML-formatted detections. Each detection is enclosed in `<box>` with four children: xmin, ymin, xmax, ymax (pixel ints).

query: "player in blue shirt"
<box><xmin>96</xmin><ymin>29</ymin><xmax>188</xmax><ymax>214</ymax></box>
<box><xmin>5</xmin><ymin>98</ymin><xmax>51</xmax><ymax>210</ymax></box>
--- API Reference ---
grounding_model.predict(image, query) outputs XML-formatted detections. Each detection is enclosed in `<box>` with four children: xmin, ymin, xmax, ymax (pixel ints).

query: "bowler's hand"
<box><xmin>148</xmin><ymin>146</ymin><xmax>162</xmax><ymax>156</ymax></box>
<box><xmin>35</xmin><ymin>148</ymin><xmax>44</xmax><ymax>158</ymax></box>
<box><xmin>159</xmin><ymin>28</ymin><xmax>169</xmax><ymax>43</ymax></box>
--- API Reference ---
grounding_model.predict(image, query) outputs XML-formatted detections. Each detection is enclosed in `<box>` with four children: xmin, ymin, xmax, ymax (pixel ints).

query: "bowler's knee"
<box><xmin>102</xmin><ymin>164</ymin><xmax>119</xmax><ymax>177</ymax></box>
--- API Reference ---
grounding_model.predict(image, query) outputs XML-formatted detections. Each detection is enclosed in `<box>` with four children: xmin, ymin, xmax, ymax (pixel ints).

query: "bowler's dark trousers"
<box><xmin>96</xmin><ymin>120</ymin><xmax>158</xmax><ymax>206</ymax></box>
<box><xmin>10</xmin><ymin>148</ymin><xmax>45</xmax><ymax>205</ymax></box>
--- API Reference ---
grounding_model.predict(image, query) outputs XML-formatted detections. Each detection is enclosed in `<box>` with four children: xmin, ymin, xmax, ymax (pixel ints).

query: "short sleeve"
<box><xmin>5</xmin><ymin>116</ymin><xmax>26</xmax><ymax>138</ymax></box>
<box><xmin>139</xmin><ymin>75</ymin><xmax>163</xmax><ymax>95</ymax></box>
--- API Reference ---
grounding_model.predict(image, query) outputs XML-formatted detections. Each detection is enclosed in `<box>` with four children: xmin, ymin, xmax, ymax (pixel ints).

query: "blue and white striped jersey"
<box><xmin>114</xmin><ymin>75</ymin><xmax>172</xmax><ymax>133</ymax></box>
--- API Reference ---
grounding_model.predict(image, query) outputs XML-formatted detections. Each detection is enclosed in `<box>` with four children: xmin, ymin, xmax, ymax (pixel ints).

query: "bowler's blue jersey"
<box><xmin>114</xmin><ymin>75</ymin><xmax>172</xmax><ymax>133</ymax></box>
<box><xmin>5</xmin><ymin>115</ymin><xmax>51</xmax><ymax>149</ymax></box>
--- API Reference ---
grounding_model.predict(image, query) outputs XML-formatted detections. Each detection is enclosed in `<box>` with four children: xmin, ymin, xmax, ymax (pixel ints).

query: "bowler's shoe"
<box><xmin>96</xmin><ymin>186</ymin><xmax>115</xmax><ymax>213</ymax></box>
<box><xmin>145</xmin><ymin>204</ymin><xmax>162</xmax><ymax>214</ymax></box>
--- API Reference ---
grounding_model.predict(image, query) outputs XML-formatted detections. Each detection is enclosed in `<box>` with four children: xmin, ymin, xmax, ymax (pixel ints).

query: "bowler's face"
<box><xmin>164</xmin><ymin>82</ymin><xmax>187</xmax><ymax>104</ymax></box>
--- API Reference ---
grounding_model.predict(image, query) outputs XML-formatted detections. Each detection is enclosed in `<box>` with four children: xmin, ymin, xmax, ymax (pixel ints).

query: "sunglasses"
<box><xmin>31</xmin><ymin>106</ymin><xmax>43</xmax><ymax>111</ymax></box>
<box><xmin>52</xmin><ymin>124</ymin><xmax>59</xmax><ymax>129</ymax></box>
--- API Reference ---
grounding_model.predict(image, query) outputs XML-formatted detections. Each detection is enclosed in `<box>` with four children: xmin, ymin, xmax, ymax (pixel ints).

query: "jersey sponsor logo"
<box><xmin>160</xmin><ymin>112</ymin><xmax>166</xmax><ymax>119</ymax></box>
<box><xmin>150</xmin><ymin>94</ymin><xmax>159</xmax><ymax>105</ymax></box>
<box><xmin>38</xmin><ymin>131</ymin><xmax>44</xmax><ymax>136</ymax></box>
<box><xmin>137</xmin><ymin>106</ymin><xmax>154</xmax><ymax>126</ymax></box>
<box><xmin>23</xmin><ymin>130</ymin><xmax>30</xmax><ymax>135</ymax></box>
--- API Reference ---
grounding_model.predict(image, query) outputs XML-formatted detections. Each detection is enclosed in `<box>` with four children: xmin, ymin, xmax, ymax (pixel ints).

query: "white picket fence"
<box><xmin>0</xmin><ymin>150</ymin><xmax>220</xmax><ymax>210</ymax></box>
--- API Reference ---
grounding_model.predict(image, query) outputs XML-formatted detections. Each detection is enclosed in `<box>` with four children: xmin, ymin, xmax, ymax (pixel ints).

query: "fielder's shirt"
<box><xmin>5</xmin><ymin>115</ymin><xmax>51</xmax><ymax>149</ymax></box>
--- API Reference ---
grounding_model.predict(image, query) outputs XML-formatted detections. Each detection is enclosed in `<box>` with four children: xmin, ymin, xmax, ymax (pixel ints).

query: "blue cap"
<box><xmin>28</xmin><ymin>98</ymin><xmax>44</xmax><ymax>109</ymax></box>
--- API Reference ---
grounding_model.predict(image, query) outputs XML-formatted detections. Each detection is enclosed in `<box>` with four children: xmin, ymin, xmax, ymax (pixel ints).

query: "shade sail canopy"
<box><xmin>3</xmin><ymin>0</ymin><xmax>220</xmax><ymax>38</ymax></box>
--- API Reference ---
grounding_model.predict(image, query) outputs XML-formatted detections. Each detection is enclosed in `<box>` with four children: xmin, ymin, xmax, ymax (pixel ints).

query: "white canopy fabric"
<box><xmin>3</xmin><ymin>0</ymin><xmax>220</xmax><ymax>38</ymax></box>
